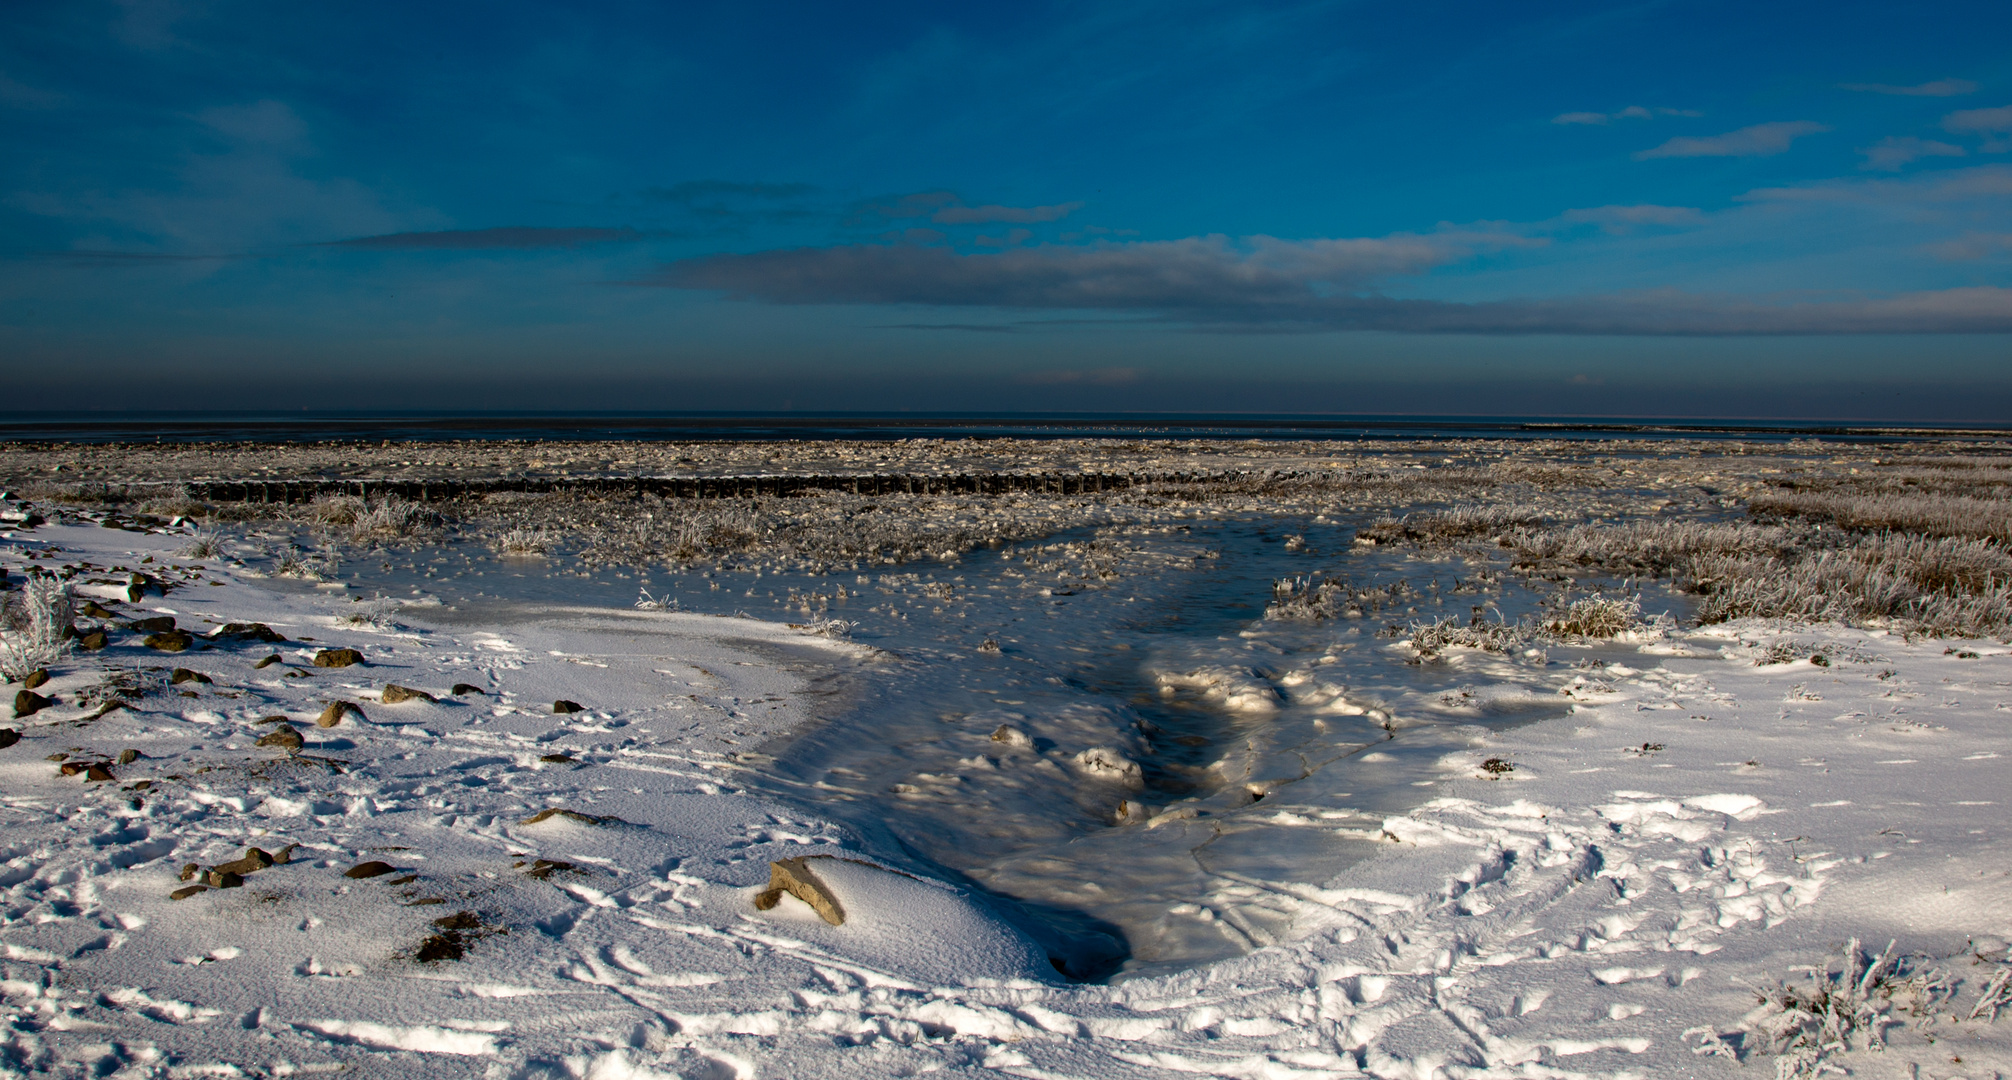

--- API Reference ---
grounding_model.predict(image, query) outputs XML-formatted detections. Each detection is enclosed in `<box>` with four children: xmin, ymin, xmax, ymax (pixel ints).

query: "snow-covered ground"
<box><xmin>3</xmin><ymin>521</ymin><xmax>2009</xmax><ymax>1079</ymax></box>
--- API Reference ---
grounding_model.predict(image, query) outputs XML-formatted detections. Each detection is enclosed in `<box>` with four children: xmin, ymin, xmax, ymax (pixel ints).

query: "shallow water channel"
<box><xmin>273</xmin><ymin>512</ymin><xmax>1690</xmax><ymax>978</ymax></box>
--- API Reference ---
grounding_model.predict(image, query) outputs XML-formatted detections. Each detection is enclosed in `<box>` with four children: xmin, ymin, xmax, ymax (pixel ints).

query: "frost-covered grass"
<box><xmin>0</xmin><ymin>574</ymin><xmax>73</xmax><ymax>682</ymax></box>
<box><xmin>1751</xmin><ymin>489</ymin><xmax>2012</xmax><ymax>543</ymax></box>
<box><xmin>1356</xmin><ymin>503</ymin><xmax>1548</xmax><ymax>546</ymax></box>
<box><xmin>1541</xmin><ymin>593</ymin><xmax>1643</xmax><ymax>637</ymax></box>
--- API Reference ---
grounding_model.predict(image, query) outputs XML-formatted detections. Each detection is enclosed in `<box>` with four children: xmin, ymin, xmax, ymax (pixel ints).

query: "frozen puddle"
<box><xmin>326</xmin><ymin>517</ymin><xmax>1621</xmax><ymax>976</ymax></box>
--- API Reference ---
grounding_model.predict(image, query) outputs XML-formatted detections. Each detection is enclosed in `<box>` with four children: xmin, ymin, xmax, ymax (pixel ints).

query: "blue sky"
<box><xmin>3</xmin><ymin>0</ymin><xmax>2010</xmax><ymax>418</ymax></box>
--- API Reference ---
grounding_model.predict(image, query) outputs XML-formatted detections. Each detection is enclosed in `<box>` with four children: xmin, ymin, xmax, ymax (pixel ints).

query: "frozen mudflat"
<box><xmin>2</xmin><ymin>439</ymin><xmax>2011</xmax><ymax>1079</ymax></box>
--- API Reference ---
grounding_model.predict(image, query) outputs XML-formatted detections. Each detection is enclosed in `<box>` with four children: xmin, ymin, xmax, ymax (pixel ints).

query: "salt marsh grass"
<box><xmin>0</xmin><ymin>575</ymin><xmax>74</xmax><ymax>682</ymax></box>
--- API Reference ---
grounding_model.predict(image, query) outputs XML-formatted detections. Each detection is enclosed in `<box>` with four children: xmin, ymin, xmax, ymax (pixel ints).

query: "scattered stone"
<box><xmin>144</xmin><ymin>630</ymin><xmax>194</xmax><ymax>652</ymax></box>
<box><xmin>977</xmin><ymin>638</ymin><xmax>1001</xmax><ymax>654</ymax></box>
<box><xmin>84</xmin><ymin>764</ymin><xmax>115</xmax><ymax>782</ymax></box>
<box><xmin>753</xmin><ymin>856</ymin><xmax>847</xmax><ymax>926</ymax></box>
<box><xmin>14</xmin><ymin>690</ymin><xmax>53</xmax><ymax>718</ymax></box>
<box><xmin>169</xmin><ymin>668</ymin><xmax>212</xmax><ymax>685</ymax></box>
<box><xmin>77</xmin><ymin>630</ymin><xmax>107</xmax><ymax>651</ymax></box>
<box><xmin>254</xmin><ymin>714</ymin><xmax>290</xmax><ymax>725</ymax></box>
<box><xmin>433</xmin><ymin>911</ymin><xmax>481</xmax><ymax>931</ymax></box>
<box><xmin>386</xmin><ymin>874</ymin><xmax>418</xmax><ymax>886</ymax></box>
<box><xmin>552</xmin><ymin>700</ymin><xmax>583</xmax><ymax>714</ymax></box>
<box><xmin>990</xmin><ymin>724</ymin><xmax>1034</xmax><ymax>749</ymax></box>
<box><xmin>414</xmin><ymin>934</ymin><xmax>464</xmax><ymax>963</ymax></box>
<box><xmin>116</xmin><ymin>748</ymin><xmax>141</xmax><ymax>765</ymax></box>
<box><xmin>344</xmin><ymin>860</ymin><xmax>396</xmax><ymax>879</ymax></box>
<box><xmin>205</xmin><ymin>870</ymin><xmax>243</xmax><ymax>889</ymax></box>
<box><xmin>312</xmin><ymin>648</ymin><xmax>364</xmax><ymax>668</ymax></box>
<box><xmin>450</xmin><ymin>683</ymin><xmax>485</xmax><ymax>696</ymax></box>
<box><xmin>128</xmin><ymin>616</ymin><xmax>176</xmax><ymax>633</ymax></box>
<box><xmin>80</xmin><ymin>601</ymin><xmax>118</xmax><ymax>619</ymax></box>
<box><xmin>21</xmin><ymin>669</ymin><xmax>49</xmax><ymax>690</ymax></box>
<box><xmin>256</xmin><ymin>724</ymin><xmax>304</xmax><ymax>753</ymax></box>
<box><xmin>253</xmin><ymin>654</ymin><xmax>282</xmax><ymax>669</ymax></box>
<box><xmin>214</xmin><ymin>622</ymin><xmax>284</xmax><ymax>643</ymax></box>
<box><xmin>539</xmin><ymin>753</ymin><xmax>575</xmax><ymax>764</ymax></box>
<box><xmin>518</xmin><ymin>807</ymin><xmax>624</xmax><ymax>826</ymax></box>
<box><xmin>179</xmin><ymin>863</ymin><xmax>201</xmax><ymax>882</ymax></box>
<box><xmin>0</xmin><ymin>729</ymin><xmax>18</xmax><ymax>749</ymax></box>
<box><xmin>522</xmin><ymin>858</ymin><xmax>582</xmax><ymax>880</ymax></box>
<box><xmin>169</xmin><ymin>885</ymin><xmax>209</xmax><ymax>900</ymax></box>
<box><xmin>128</xmin><ymin>780</ymin><xmax>153</xmax><ymax>791</ymax></box>
<box><xmin>405</xmin><ymin>897</ymin><xmax>445</xmax><ymax>906</ymax></box>
<box><xmin>316</xmin><ymin>701</ymin><xmax>365</xmax><ymax>728</ymax></box>
<box><xmin>211</xmin><ymin>848</ymin><xmax>276</xmax><ymax>877</ymax></box>
<box><xmin>380</xmin><ymin>684</ymin><xmax>436</xmax><ymax>704</ymax></box>
<box><xmin>273</xmin><ymin>844</ymin><xmax>297</xmax><ymax>864</ymax></box>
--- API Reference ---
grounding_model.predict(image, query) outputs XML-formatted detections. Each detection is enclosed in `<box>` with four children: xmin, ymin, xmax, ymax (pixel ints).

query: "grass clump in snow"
<box><xmin>1355</xmin><ymin>504</ymin><xmax>1547</xmax><ymax>546</ymax></box>
<box><xmin>0</xmin><ymin>575</ymin><xmax>73</xmax><ymax>682</ymax></box>
<box><xmin>1540</xmin><ymin>593</ymin><xmax>1643</xmax><ymax>638</ymax></box>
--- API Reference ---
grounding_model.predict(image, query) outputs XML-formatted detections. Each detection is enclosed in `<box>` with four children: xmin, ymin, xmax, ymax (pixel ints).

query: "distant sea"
<box><xmin>0</xmin><ymin>411</ymin><xmax>2005</xmax><ymax>445</ymax></box>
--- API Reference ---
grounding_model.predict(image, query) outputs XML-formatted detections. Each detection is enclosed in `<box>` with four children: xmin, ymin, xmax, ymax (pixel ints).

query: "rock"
<box><xmin>77</xmin><ymin>630</ymin><xmax>107</xmax><ymax>651</ymax></box>
<box><xmin>433</xmin><ymin>911</ymin><xmax>481</xmax><ymax>931</ymax></box>
<box><xmin>179</xmin><ymin>863</ymin><xmax>201</xmax><ymax>881</ymax></box>
<box><xmin>254</xmin><ymin>714</ymin><xmax>290</xmax><ymax>725</ymax></box>
<box><xmin>273</xmin><ymin>844</ymin><xmax>297</xmax><ymax>864</ymax></box>
<box><xmin>989</xmin><ymin>724</ymin><xmax>1034</xmax><ymax>749</ymax></box>
<box><xmin>414</xmin><ymin>934</ymin><xmax>464</xmax><ymax>963</ymax></box>
<box><xmin>752</xmin><ymin>856</ymin><xmax>848</xmax><ymax>926</ymax></box>
<box><xmin>0</xmin><ymin>729</ymin><xmax>17</xmax><ymax>749</ymax></box>
<box><xmin>552</xmin><ymin>700</ymin><xmax>583</xmax><ymax>714</ymax></box>
<box><xmin>255</xmin><ymin>724</ymin><xmax>304</xmax><ymax>753</ymax></box>
<box><xmin>380</xmin><ymin>684</ymin><xmax>435</xmax><ymax>704</ymax></box>
<box><xmin>115</xmin><ymin>748</ymin><xmax>141</xmax><ymax>765</ymax></box>
<box><xmin>539</xmin><ymin>753</ymin><xmax>575</xmax><ymax>763</ymax></box>
<box><xmin>1072</xmin><ymin>746</ymin><xmax>1144</xmax><ymax>787</ymax></box>
<box><xmin>1113</xmin><ymin>799</ymin><xmax>1151</xmax><ymax>825</ymax></box>
<box><xmin>84</xmin><ymin>764</ymin><xmax>114</xmax><ymax>782</ymax></box>
<box><xmin>211</xmin><ymin>848</ymin><xmax>276</xmax><ymax>877</ymax></box>
<box><xmin>518</xmin><ymin>807</ymin><xmax>624</xmax><ymax>826</ymax></box>
<box><xmin>344</xmin><ymin>860</ymin><xmax>396</xmax><ymax>879</ymax></box>
<box><xmin>450</xmin><ymin>683</ymin><xmax>485</xmax><ymax>696</ymax></box>
<box><xmin>13</xmin><ymin>690</ymin><xmax>51</xmax><ymax>719</ymax></box>
<box><xmin>169</xmin><ymin>885</ymin><xmax>209</xmax><ymax>900</ymax></box>
<box><xmin>312</xmin><ymin>648</ymin><xmax>364</xmax><ymax>668</ymax></box>
<box><xmin>521</xmin><ymin>858</ymin><xmax>580</xmax><ymax>880</ymax></box>
<box><xmin>253</xmin><ymin>654</ymin><xmax>282</xmax><ymax>669</ymax></box>
<box><xmin>316</xmin><ymin>701</ymin><xmax>364</xmax><ymax>728</ymax></box>
<box><xmin>58</xmin><ymin>762</ymin><xmax>85</xmax><ymax>775</ymax></box>
<box><xmin>144</xmin><ymin>630</ymin><xmax>194</xmax><ymax>652</ymax></box>
<box><xmin>169</xmin><ymin>668</ymin><xmax>212</xmax><ymax>685</ymax></box>
<box><xmin>128</xmin><ymin>616</ymin><xmax>176</xmax><ymax>633</ymax></box>
<box><xmin>205</xmin><ymin>870</ymin><xmax>243</xmax><ymax>888</ymax></box>
<box><xmin>21</xmin><ymin>669</ymin><xmax>49</xmax><ymax>690</ymax></box>
<box><xmin>214</xmin><ymin>622</ymin><xmax>284</xmax><ymax>643</ymax></box>
<box><xmin>80</xmin><ymin>601</ymin><xmax>119</xmax><ymax>619</ymax></box>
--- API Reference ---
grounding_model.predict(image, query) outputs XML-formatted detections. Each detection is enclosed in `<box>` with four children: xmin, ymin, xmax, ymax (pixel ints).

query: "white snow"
<box><xmin>0</xmin><ymin>521</ymin><xmax>2007</xmax><ymax>1078</ymax></box>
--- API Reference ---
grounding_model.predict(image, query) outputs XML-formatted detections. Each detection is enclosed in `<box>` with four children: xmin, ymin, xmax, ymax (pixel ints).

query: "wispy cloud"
<box><xmin>848</xmin><ymin>191</ymin><xmax>1085</xmax><ymax>226</ymax></box>
<box><xmin>645</xmin><ymin>232</ymin><xmax>2012</xmax><ymax>335</ymax></box>
<box><xmin>1840</xmin><ymin>78</ymin><xmax>1979</xmax><ymax>97</ymax></box>
<box><xmin>1552</xmin><ymin>106</ymin><xmax>1700</xmax><ymax>125</ymax></box>
<box><xmin>1555</xmin><ymin>204</ymin><xmax>1705</xmax><ymax>233</ymax></box>
<box><xmin>1634</xmin><ymin>121</ymin><xmax>1829</xmax><ymax>160</ymax></box>
<box><xmin>320</xmin><ymin>227</ymin><xmax>644</xmax><ymax>250</ymax></box>
<box><xmin>1858</xmin><ymin>136</ymin><xmax>1966</xmax><ymax>171</ymax></box>
<box><xmin>643</xmin><ymin>181</ymin><xmax>818</xmax><ymax>203</ymax></box>
<box><xmin>1926</xmin><ymin>233</ymin><xmax>2012</xmax><ymax>261</ymax></box>
<box><xmin>1944</xmin><ymin>104</ymin><xmax>2012</xmax><ymax>151</ymax></box>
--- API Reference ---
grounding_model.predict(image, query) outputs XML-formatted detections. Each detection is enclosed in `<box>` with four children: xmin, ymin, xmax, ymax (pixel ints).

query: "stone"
<box><xmin>21</xmin><ymin>669</ymin><xmax>49</xmax><ymax>690</ymax></box>
<box><xmin>539</xmin><ymin>753</ymin><xmax>575</xmax><ymax>763</ymax></box>
<box><xmin>344</xmin><ymin>860</ymin><xmax>396</xmax><ymax>879</ymax></box>
<box><xmin>116</xmin><ymin>748</ymin><xmax>141</xmax><ymax>765</ymax></box>
<box><xmin>990</xmin><ymin>723</ymin><xmax>1034</xmax><ymax>749</ymax></box>
<box><xmin>144</xmin><ymin>630</ymin><xmax>194</xmax><ymax>652</ymax></box>
<box><xmin>205</xmin><ymin>870</ymin><xmax>243</xmax><ymax>888</ymax></box>
<box><xmin>215</xmin><ymin>622</ymin><xmax>284</xmax><ymax>643</ymax></box>
<box><xmin>450</xmin><ymin>683</ymin><xmax>485</xmax><ymax>696</ymax></box>
<box><xmin>77</xmin><ymin>630</ymin><xmax>107</xmax><ymax>651</ymax></box>
<box><xmin>312</xmin><ymin>648</ymin><xmax>364</xmax><ymax>668</ymax></box>
<box><xmin>253</xmin><ymin>714</ymin><xmax>290</xmax><ymax>725</ymax></box>
<box><xmin>0</xmin><ymin>729</ymin><xmax>17</xmax><ymax>749</ymax></box>
<box><xmin>253</xmin><ymin>654</ymin><xmax>282</xmax><ymax>669</ymax></box>
<box><xmin>380</xmin><ymin>684</ymin><xmax>435</xmax><ymax>704</ymax></box>
<box><xmin>13</xmin><ymin>690</ymin><xmax>51</xmax><ymax>719</ymax></box>
<box><xmin>169</xmin><ymin>668</ymin><xmax>212</xmax><ymax>685</ymax></box>
<box><xmin>433</xmin><ymin>911</ymin><xmax>481</xmax><ymax>931</ymax></box>
<box><xmin>211</xmin><ymin>848</ymin><xmax>275</xmax><ymax>877</ymax></box>
<box><xmin>255</xmin><ymin>724</ymin><xmax>304</xmax><ymax>753</ymax></box>
<box><xmin>552</xmin><ymin>700</ymin><xmax>583</xmax><ymax>714</ymax></box>
<box><xmin>179</xmin><ymin>863</ymin><xmax>201</xmax><ymax>882</ymax></box>
<box><xmin>128</xmin><ymin>616</ymin><xmax>176</xmax><ymax>633</ymax></box>
<box><xmin>518</xmin><ymin>807</ymin><xmax>624</xmax><ymax>826</ymax></box>
<box><xmin>169</xmin><ymin>885</ymin><xmax>209</xmax><ymax>900</ymax></box>
<box><xmin>80</xmin><ymin>601</ymin><xmax>118</xmax><ymax>619</ymax></box>
<box><xmin>521</xmin><ymin>858</ymin><xmax>581</xmax><ymax>880</ymax></box>
<box><xmin>414</xmin><ymin>934</ymin><xmax>464</xmax><ymax>963</ymax></box>
<box><xmin>752</xmin><ymin>856</ymin><xmax>847</xmax><ymax>926</ymax></box>
<box><xmin>84</xmin><ymin>764</ymin><xmax>114</xmax><ymax>782</ymax></box>
<box><xmin>316</xmin><ymin>701</ymin><xmax>364</xmax><ymax>728</ymax></box>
